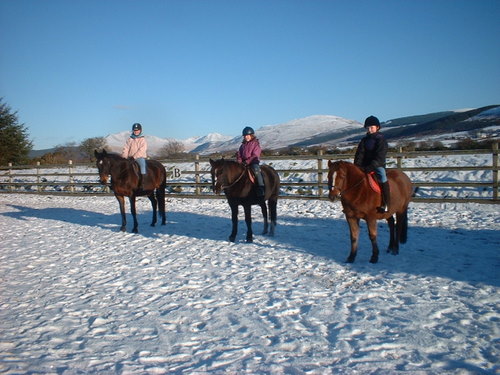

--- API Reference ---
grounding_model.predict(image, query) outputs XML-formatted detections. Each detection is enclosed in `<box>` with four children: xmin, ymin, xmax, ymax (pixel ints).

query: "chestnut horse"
<box><xmin>327</xmin><ymin>160</ymin><xmax>413</xmax><ymax>263</ymax></box>
<box><xmin>94</xmin><ymin>150</ymin><xmax>167</xmax><ymax>233</ymax></box>
<box><xmin>209</xmin><ymin>159</ymin><xmax>280</xmax><ymax>243</ymax></box>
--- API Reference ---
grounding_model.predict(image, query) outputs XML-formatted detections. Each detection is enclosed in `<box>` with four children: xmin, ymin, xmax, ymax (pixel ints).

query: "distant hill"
<box><xmin>29</xmin><ymin>105</ymin><xmax>500</xmax><ymax>158</ymax></box>
<box><xmin>380</xmin><ymin>105</ymin><xmax>500</xmax><ymax>140</ymax></box>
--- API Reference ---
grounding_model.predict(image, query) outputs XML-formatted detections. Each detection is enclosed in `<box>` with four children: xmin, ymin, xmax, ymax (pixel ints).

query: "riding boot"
<box><xmin>256</xmin><ymin>173</ymin><xmax>265</xmax><ymax>197</ymax></box>
<box><xmin>139</xmin><ymin>174</ymin><xmax>147</xmax><ymax>190</ymax></box>
<box><xmin>252</xmin><ymin>164</ymin><xmax>265</xmax><ymax>197</ymax></box>
<box><xmin>378</xmin><ymin>181</ymin><xmax>391</xmax><ymax>213</ymax></box>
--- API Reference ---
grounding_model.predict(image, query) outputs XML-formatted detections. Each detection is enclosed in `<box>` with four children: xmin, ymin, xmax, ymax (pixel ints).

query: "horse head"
<box><xmin>327</xmin><ymin>160</ymin><xmax>347</xmax><ymax>201</ymax></box>
<box><xmin>94</xmin><ymin>149</ymin><xmax>112</xmax><ymax>185</ymax></box>
<box><xmin>209</xmin><ymin>158</ymin><xmax>226</xmax><ymax>194</ymax></box>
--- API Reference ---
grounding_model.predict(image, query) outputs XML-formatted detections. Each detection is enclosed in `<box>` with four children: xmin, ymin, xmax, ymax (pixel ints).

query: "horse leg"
<box><xmin>367</xmin><ymin>219</ymin><xmax>380</xmax><ymax>263</ymax></box>
<box><xmin>129</xmin><ymin>196</ymin><xmax>139</xmax><ymax>233</ymax></box>
<box><xmin>346</xmin><ymin>217</ymin><xmax>360</xmax><ymax>263</ymax></box>
<box><xmin>157</xmin><ymin>188</ymin><xmax>167</xmax><ymax>225</ymax></box>
<box><xmin>243</xmin><ymin>204</ymin><xmax>253</xmax><ymax>243</ymax></box>
<box><xmin>387</xmin><ymin>215</ymin><xmax>397</xmax><ymax>254</ymax></box>
<box><xmin>392</xmin><ymin>210</ymin><xmax>409</xmax><ymax>255</ymax></box>
<box><xmin>268</xmin><ymin>197</ymin><xmax>277</xmax><ymax>236</ymax></box>
<box><xmin>148</xmin><ymin>193</ymin><xmax>158</xmax><ymax>227</ymax></box>
<box><xmin>398</xmin><ymin>209</ymin><xmax>408</xmax><ymax>244</ymax></box>
<box><xmin>116</xmin><ymin>195</ymin><xmax>127</xmax><ymax>232</ymax></box>
<box><xmin>229</xmin><ymin>203</ymin><xmax>238</xmax><ymax>242</ymax></box>
<box><xmin>260</xmin><ymin>202</ymin><xmax>269</xmax><ymax>235</ymax></box>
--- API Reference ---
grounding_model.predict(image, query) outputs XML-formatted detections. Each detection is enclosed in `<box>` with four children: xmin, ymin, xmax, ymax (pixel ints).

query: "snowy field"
<box><xmin>0</xmin><ymin>191</ymin><xmax>499</xmax><ymax>374</ymax></box>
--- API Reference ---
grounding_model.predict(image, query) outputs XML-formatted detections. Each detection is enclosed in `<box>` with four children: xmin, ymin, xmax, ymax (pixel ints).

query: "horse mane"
<box><xmin>211</xmin><ymin>158</ymin><xmax>241</xmax><ymax>168</ymax></box>
<box><xmin>340</xmin><ymin>160</ymin><xmax>364</xmax><ymax>176</ymax></box>
<box><xmin>106</xmin><ymin>152</ymin><xmax>125</xmax><ymax>160</ymax></box>
<box><xmin>97</xmin><ymin>150</ymin><xmax>127</xmax><ymax>161</ymax></box>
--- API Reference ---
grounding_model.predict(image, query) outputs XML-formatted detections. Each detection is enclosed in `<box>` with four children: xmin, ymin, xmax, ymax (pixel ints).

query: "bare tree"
<box><xmin>80</xmin><ymin>137</ymin><xmax>107</xmax><ymax>161</ymax></box>
<box><xmin>157</xmin><ymin>140</ymin><xmax>186</xmax><ymax>159</ymax></box>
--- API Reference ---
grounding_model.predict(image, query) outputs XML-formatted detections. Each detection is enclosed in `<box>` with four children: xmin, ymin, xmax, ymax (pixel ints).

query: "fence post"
<box><xmin>8</xmin><ymin>162</ymin><xmax>13</xmax><ymax>192</ymax></box>
<box><xmin>194</xmin><ymin>154</ymin><xmax>201</xmax><ymax>195</ymax></box>
<box><xmin>397</xmin><ymin>146</ymin><xmax>403</xmax><ymax>169</ymax></box>
<box><xmin>37</xmin><ymin>161</ymin><xmax>41</xmax><ymax>192</ymax></box>
<box><xmin>317</xmin><ymin>149</ymin><xmax>324</xmax><ymax>197</ymax></box>
<box><xmin>493</xmin><ymin>142</ymin><xmax>498</xmax><ymax>201</ymax></box>
<box><xmin>68</xmin><ymin>160</ymin><xmax>74</xmax><ymax>193</ymax></box>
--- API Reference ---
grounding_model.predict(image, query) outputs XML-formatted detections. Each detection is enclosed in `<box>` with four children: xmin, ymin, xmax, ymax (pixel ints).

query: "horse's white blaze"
<box><xmin>331</xmin><ymin>171</ymin><xmax>337</xmax><ymax>190</ymax></box>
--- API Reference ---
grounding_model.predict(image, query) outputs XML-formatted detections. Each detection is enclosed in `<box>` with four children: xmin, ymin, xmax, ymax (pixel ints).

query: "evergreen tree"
<box><xmin>0</xmin><ymin>99</ymin><xmax>33</xmax><ymax>165</ymax></box>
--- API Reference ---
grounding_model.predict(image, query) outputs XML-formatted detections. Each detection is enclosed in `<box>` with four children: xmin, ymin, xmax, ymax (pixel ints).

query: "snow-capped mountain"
<box><xmin>206</xmin><ymin>115</ymin><xmax>362</xmax><ymax>154</ymax></box>
<box><xmin>104</xmin><ymin>115</ymin><xmax>363</xmax><ymax>156</ymax></box>
<box><xmin>100</xmin><ymin>105</ymin><xmax>499</xmax><ymax>156</ymax></box>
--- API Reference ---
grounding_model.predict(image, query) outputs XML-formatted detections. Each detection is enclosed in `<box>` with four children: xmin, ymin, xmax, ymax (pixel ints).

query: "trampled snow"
<box><xmin>1</xmin><ymin>171</ymin><xmax>499</xmax><ymax>373</ymax></box>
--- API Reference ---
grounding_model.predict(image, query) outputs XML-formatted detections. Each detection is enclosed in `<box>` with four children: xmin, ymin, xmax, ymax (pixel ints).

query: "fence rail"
<box><xmin>1</xmin><ymin>144</ymin><xmax>498</xmax><ymax>203</ymax></box>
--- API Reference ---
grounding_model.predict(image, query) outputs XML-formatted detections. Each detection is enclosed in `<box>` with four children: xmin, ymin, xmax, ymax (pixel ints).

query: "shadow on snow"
<box><xmin>1</xmin><ymin>204</ymin><xmax>499</xmax><ymax>287</ymax></box>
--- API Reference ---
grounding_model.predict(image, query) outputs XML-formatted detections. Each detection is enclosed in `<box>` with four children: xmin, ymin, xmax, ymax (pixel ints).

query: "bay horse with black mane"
<box><xmin>327</xmin><ymin>160</ymin><xmax>413</xmax><ymax>263</ymax></box>
<box><xmin>210</xmin><ymin>159</ymin><xmax>280</xmax><ymax>243</ymax></box>
<box><xmin>94</xmin><ymin>150</ymin><xmax>167</xmax><ymax>233</ymax></box>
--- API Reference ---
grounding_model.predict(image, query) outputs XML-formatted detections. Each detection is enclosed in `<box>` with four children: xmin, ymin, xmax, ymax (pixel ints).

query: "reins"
<box><xmin>329</xmin><ymin>173</ymin><xmax>366</xmax><ymax>198</ymax></box>
<box><xmin>217</xmin><ymin>166</ymin><xmax>247</xmax><ymax>190</ymax></box>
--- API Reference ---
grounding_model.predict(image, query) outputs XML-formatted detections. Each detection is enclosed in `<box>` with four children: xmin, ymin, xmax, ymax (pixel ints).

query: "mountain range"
<box><xmin>31</xmin><ymin>105</ymin><xmax>500</xmax><ymax>157</ymax></box>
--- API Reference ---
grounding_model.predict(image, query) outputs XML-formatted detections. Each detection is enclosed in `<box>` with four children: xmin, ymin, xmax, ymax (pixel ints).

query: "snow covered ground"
<box><xmin>0</xmin><ymin>191</ymin><xmax>499</xmax><ymax>374</ymax></box>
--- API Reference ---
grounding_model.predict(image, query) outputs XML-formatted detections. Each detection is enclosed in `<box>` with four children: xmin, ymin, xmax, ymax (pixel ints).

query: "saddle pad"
<box><xmin>247</xmin><ymin>169</ymin><xmax>256</xmax><ymax>184</ymax></box>
<box><xmin>367</xmin><ymin>172</ymin><xmax>381</xmax><ymax>194</ymax></box>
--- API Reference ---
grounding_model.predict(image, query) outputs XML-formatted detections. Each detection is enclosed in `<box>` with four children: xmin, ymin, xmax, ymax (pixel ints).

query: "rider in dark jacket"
<box><xmin>354</xmin><ymin>115</ymin><xmax>390</xmax><ymax>212</ymax></box>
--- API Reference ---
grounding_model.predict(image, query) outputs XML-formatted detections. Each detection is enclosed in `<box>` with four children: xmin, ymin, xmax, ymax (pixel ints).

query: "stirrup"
<box><xmin>377</xmin><ymin>205</ymin><xmax>387</xmax><ymax>213</ymax></box>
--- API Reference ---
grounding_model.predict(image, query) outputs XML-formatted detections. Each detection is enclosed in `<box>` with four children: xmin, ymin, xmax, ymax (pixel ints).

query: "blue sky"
<box><xmin>1</xmin><ymin>0</ymin><xmax>499</xmax><ymax>150</ymax></box>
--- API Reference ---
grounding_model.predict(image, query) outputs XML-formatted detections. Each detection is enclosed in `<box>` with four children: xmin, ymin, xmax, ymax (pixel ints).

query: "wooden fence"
<box><xmin>0</xmin><ymin>144</ymin><xmax>498</xmax><ymax>204</ymax></box>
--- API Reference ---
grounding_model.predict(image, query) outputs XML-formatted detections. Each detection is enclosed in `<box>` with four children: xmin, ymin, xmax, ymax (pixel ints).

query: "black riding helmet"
<box><xmin>132</xmin><ymin>123</ymin><xmax>142</xmax><ymax>131</ymax></box>
<box><xmin>242</xmin><ymin>126</ymin><xmax>255</xmax><ymax>136</ymax></box>
<box><xmin>364</xmin><ymin>116</ymin><xmax>380</xmax><ymax>129</ymax></box>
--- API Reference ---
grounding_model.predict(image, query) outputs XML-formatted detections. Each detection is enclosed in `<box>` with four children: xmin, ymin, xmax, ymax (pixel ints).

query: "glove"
<box><xmin>363</xmin><ymin>165</ymin><xmax>374</xmax><ymax>173</ymax></box>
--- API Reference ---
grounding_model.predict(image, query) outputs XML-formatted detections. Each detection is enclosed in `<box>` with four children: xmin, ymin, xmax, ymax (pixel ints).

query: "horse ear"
<box><xmin>94</xmin><ymin>149</ymin><xmax>99</xmax><ymax>157</ymax></box>
<box><xmin>328</xmin><ymin>160</ymin><xmax>333</xmax><ymax>167</ymax></box>
<box><xmin>209</xmin><ymin>158</ymin><xmax>214</xmax><ymax>166</ymax></box>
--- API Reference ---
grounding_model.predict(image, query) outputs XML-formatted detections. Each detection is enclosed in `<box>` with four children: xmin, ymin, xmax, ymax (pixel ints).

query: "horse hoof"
<box><xmin>229</xmin><ymin>236</ymin><xmax>236</xmax><ymax>242</ymax></box>
<box><xmin>346</xmin><ymin>257</ymin><xmax>355</xmax><ymax>263</ymax></box>
<box><xmin>120</xmin><ymin>227</ymin><xmax>126</xmax><ymax>232</ymax></box>
<box><xmin>246</xmin><ymin>238</ymin><xmax>253</xmax><ymax>243</ymax></box>
<box><xmin>132</xmin><ymin>228</ymin><xmax>138</xmax><ymax>234</ymax></box>
<box><xmin>369</xmin><ymin>257</ymin><xmax>378</xmax><ymax>264</ymax></box>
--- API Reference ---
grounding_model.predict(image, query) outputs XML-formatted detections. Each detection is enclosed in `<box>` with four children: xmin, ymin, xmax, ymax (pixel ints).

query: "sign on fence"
<box><xmin>172</xmin><ymin>167</ymin><xmax>182</xmax><ymax>179</ymax></box>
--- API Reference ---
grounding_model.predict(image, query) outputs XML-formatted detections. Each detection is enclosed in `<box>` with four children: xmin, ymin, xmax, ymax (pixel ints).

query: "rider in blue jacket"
<box><xmin>354</xmin><ymin>116</ymin><xmax>390</xmax><ymax>212</ymax></box>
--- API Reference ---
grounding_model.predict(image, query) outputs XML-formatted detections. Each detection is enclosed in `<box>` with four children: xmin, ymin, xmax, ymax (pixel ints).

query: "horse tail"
<box><xmin>399</xmin><ymin>209</ymin><xmax>408</xmax><ymax>244</ymax></box>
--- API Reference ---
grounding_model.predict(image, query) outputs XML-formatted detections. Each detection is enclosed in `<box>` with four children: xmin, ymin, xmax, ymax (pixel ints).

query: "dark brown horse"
<box><xmin>209</xmin><ymin>159</ymin><xmax>280</xmax><ymax>243</ymax></box>
<box><xmin>94</xmin><ymin>150</ymin><xmax>167</xmax><ymax>233</ymax></box>
<box><xmin>327</xmin><ymin>160</ymin><xmax>413</xmax><ymax>263</ymax></box>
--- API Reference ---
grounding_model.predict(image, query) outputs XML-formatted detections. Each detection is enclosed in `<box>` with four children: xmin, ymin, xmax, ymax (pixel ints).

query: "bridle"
<box><xmin>212</xmin><ymin>164</ymin><xmax>247</xmax><ymax>193</ymax></box>
<box><xmin>328</xmin><ymin>168</ymin><xmax>365</xmax><ymax>198</ymax></box>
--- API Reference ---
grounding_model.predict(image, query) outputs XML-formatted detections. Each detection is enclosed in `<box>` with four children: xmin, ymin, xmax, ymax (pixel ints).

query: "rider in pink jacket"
<box><xmin>122</xmin><ymin>123</ymin><xmax>148</xmax><ymax>186</ymax></box>
<box><xmin>237</xmin><ymin>126</ymin><xmax>265</xmax><ymax>196</ymax></box>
